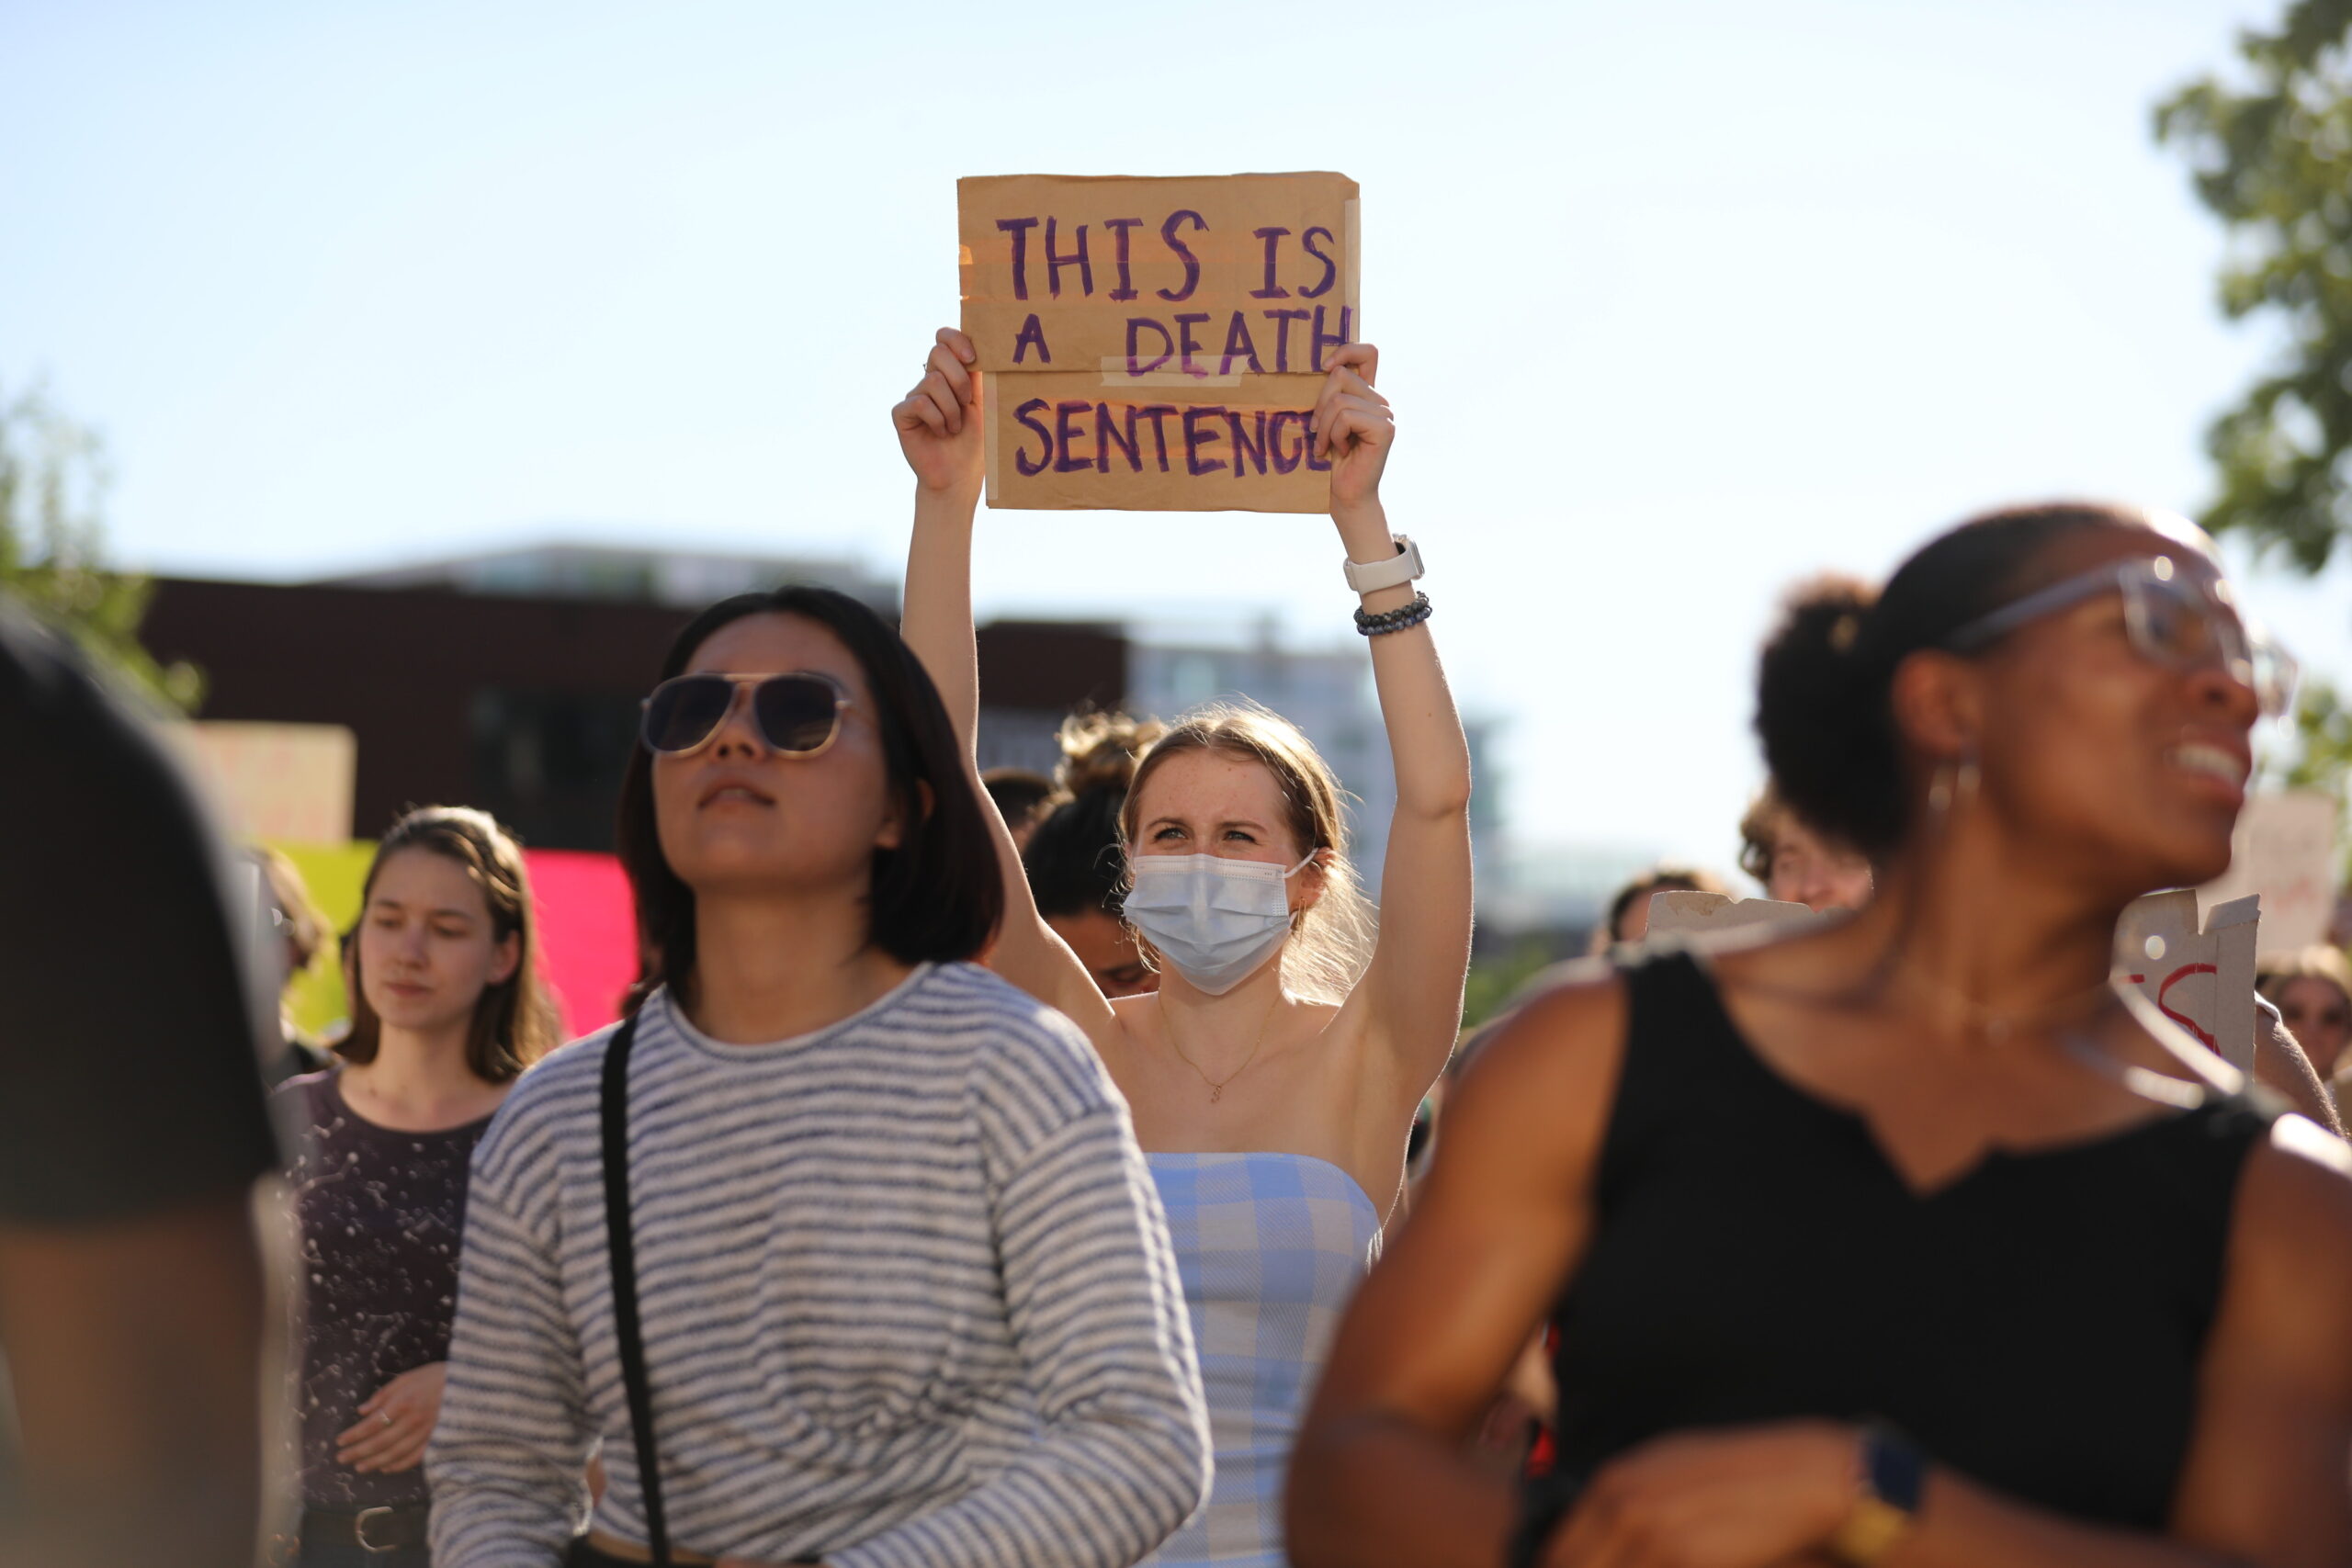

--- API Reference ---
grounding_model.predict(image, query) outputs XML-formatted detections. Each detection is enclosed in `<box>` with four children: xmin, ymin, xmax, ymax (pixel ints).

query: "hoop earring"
<box><xmin>1928</xmin><ymin>755</ymin><xmax>1982</xmax><ymax>818</ymax></box>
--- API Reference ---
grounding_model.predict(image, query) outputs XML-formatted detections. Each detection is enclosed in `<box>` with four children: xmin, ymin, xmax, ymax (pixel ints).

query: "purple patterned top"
<box><xmin>276</xmin><ymin>1070</ymin><xmax>493</xmax><ymax>1508</ymax></box>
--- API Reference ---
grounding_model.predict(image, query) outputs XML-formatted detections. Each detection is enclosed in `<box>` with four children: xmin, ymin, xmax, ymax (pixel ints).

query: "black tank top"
<box><xmin>1542</xmin><ymin>948</ymin><xmax>2278</xmax><ymax>1530</ymax></box>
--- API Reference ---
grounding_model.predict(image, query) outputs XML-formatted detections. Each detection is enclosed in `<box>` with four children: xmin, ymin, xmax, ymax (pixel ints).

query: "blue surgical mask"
<box><xmin>1123</xmin><ymin>852</ymin><xmax>1317</xmax><ymax>996</ymax></box>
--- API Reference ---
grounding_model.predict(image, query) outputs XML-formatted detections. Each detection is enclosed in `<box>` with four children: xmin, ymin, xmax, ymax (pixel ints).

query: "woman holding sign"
<box><xmin>896</xmin><ymin>326</ymin><xmax>1473</xmax><ymax>1568</ymax></box>
<box><xmin>1288</xmin><ymin>504</ymin><xmax>2352</xmax><ymax>1568</ymax></box>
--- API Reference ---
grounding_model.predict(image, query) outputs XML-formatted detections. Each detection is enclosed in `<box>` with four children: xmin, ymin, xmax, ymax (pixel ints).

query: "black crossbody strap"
<box><xmin>598</xmin><ymin>1011</ymin><xmax>671</xmax><ymax>1567</ymax></box>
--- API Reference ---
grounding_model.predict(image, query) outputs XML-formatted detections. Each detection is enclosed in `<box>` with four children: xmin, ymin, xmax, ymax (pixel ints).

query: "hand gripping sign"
<box><xmin>2113</xmin><ymin>889</ymin><xmax>2261</xmax><ymax>1073</ymax></box>
<box><xmin>958</xmin><ymin>173</ymin><xmax>1360</xmax><ymax>513</ymax></box>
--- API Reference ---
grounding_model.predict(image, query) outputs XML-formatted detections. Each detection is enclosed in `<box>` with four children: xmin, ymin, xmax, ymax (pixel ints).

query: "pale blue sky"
<box><xmin>6</xmin><ymin>0</ymin><xmax>2344</xmax><ymax>876</ymax></box>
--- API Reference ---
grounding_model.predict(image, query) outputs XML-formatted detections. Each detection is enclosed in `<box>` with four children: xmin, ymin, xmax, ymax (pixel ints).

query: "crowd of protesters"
<box><xmin>6</xmin><ymin>337</ymin><xmax>2352</xmax><ymax>1568</ymax></box>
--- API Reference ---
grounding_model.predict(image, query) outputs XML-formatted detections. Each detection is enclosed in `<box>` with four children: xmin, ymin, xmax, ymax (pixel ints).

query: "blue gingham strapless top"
<box><xmin>1141</xmin><ymin>1152</ymin><xmax>1385</xmax><ymax>1568</ymax></box>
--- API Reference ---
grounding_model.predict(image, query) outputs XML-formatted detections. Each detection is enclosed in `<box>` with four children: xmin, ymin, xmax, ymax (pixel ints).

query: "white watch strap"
<box><xmin>1343</xmin><ymin>534</ymin><xmax>1424</xmax><ymax>593</ymax></box>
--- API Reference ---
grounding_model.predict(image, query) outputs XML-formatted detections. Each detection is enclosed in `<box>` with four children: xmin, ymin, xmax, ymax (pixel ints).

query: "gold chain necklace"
<box><xmin>1160</xmin><ymin>990</ymin><xmax>1281</xmax><ymax>1104</ymax></box>
<box><xmin>1894</xmin><ymin>958</ymin><xmax>2119</xmax><ymax>1044</ymax></box>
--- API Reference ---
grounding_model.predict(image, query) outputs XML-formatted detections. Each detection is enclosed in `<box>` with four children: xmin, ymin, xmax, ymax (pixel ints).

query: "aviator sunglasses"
<box><xmin>1942</xmin><ymin>555</ymin><xmax>2299</xmax><ymax>719</ymax></box>
<box><xmin>639</xmin><ymin>671</ymin><xmax>854</xmax><ymax>758</ymax></box>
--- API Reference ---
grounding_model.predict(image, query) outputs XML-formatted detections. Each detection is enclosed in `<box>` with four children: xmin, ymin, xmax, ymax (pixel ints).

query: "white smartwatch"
<box><xmin>1342</xmin><ymin>534</ymin><xmax>1425</xmax><ymax>594</ymax></box>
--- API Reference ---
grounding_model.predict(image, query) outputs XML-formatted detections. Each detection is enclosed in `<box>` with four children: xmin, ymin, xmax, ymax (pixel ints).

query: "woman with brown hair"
<box><xmin>276</xmin><ymin>805</ymin><xmax>558</xmax><ymax>1566</ymax></box>
<box><xmin>1291</xmin><ymin>503</ymin><xmax>2352</xmax><ymax>1566</ymax></box>
<box><xmin>896</xmin><ymin>327</ymin><xmax>1473</xmax><ymax>1568</ymax></box>
<box><xmin>2259</xmin><ymin>944</ymin><xmax>2352</xmax><ymax>1083</ymax></box>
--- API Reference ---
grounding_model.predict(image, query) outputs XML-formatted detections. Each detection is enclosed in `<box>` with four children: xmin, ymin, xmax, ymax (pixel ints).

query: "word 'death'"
<box><xmin>958</xmin><ymin>173</ymin><xmax>1360</xmax><ymax>512</ymax></box>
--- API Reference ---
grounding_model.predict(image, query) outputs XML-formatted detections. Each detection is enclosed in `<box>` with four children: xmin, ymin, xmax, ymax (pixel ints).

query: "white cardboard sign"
<box><xmin>2113</xmin><ymin>889</ymin><xmax>2261</xmax><ymax>1071</ymax></box>
<box><xmin>1645</xmin><ymin>890</ymin><xmax>1824</xmax><ymax>942</ymax></box>
<box><xmin>166</xmin><ymin>720</ymin><xmax>358</xmax><ymax>845</ymax></box>
<box><xmin>2198</xmin><ymin>791</ymin><xmax>2339</xmax><ymax>957</ymax></box>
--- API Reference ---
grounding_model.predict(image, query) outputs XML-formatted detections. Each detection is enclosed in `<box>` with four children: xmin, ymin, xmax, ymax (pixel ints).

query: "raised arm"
<box><xmin>1317</xmin><ymin>345</ymin><xmax>1475</xmax><ymax>1115</ymax></box>
<box><xmin>895</xmin><ymin>328</ymin><xmax>987</xmax><ymax>750</ymax></box>
<box><xmin>893</xmin><ymin>330</ymin><xmax>1119</xmax><ymax>1039</ymax></box>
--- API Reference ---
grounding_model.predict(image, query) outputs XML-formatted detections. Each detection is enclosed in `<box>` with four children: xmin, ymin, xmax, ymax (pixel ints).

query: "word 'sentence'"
<box><xmin>1009</xmin><ymin>400</ymin><xmax>1335</xmax><ymax>479</ymax></box>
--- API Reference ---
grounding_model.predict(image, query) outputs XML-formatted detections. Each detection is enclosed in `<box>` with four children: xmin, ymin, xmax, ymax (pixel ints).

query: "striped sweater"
<box><xmin>426</xmin><ymin>963</ymin><xmax>1210</xmax><ymax>1568</ymax></box>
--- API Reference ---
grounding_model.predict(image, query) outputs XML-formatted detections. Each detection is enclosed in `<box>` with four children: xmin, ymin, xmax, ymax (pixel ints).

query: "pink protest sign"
<box><xmin>268</xmin><ymin>840</ymin><xmax>638</xmax><ymax>1044</ymax></box>
<box><xmin>523</xmin><ymin>849</ymin><xmax>637</xmax><ymax>1040</ymax></box>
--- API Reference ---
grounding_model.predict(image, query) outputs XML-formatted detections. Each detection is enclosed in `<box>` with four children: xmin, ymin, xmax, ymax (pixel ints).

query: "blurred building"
<box><xmin>145</xmin><ymin>547</ymin><xmax>1527</xmax><ymax>922</ymax></box>
<box><xmin>321</xmin><ymin>542</ymin><xmax>899</xmax><ymax>614</ymax></box>
<box><xmin>142</xmin><ymin>547</ymin><xmax>1121</xmax><ymax>852</ymax></box>
<box><xmin>1471</xmin><ymin>840</ymin><xmax>1668</xmax><ymax>957</ymax></box>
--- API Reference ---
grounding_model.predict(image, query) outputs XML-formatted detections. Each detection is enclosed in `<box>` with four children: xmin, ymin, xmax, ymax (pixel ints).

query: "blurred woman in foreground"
<box><xmin>1291</xmin><ymin>503</ymin><xmax>2352</xmax><ymax>1567</ymax></box>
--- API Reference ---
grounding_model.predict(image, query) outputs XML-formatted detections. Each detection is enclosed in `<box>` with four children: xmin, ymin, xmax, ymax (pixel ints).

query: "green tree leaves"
<box><xmin>0</xmin><ymin>380</ymin><xmax>201</xmax><ymax>712</ymax></box>
<box><xmin>2158</xmin><ymin>0</ymin><xmax>2352</xmax><ymax>570</ymax></box>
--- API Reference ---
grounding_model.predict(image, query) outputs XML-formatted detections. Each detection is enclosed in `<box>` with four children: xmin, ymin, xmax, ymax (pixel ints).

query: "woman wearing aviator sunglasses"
<box><xmin>1291</xmin><ymin>503</ymin><xmax>2352</xmax><ymax>1568</ymax></box>
<box><xmin>427</xmin><ymin>584</ymin><xmax>1210</xmax><ymax>1568</ymax></box>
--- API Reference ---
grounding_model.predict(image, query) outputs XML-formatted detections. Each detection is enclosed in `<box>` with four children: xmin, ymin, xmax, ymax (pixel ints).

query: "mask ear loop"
<box><xmin>1281</xmin><ymin>848</ymin><xmax>1326</xmax><ymax>936</ymax></box>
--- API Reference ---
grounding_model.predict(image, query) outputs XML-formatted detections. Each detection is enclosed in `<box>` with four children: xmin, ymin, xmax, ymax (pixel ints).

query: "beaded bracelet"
<box><xmin>1353</xmin><ymin>591</ymin><xmax>1432</xmax><ymax>637</ymax></box>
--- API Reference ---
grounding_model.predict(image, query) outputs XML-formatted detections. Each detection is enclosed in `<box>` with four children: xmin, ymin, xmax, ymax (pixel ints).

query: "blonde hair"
<box><xmin>1120</xmin><ymin>698</ymin><xmax>1374</xmax><ymax>1004</ymax></box>
<box><xmin>2258</xmin><ymin>945</ymin><xmax>2352</xmax><ymax>1011</ymax></box>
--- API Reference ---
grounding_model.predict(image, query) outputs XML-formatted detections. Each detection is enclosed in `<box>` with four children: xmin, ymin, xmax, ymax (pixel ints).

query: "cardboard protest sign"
<box><xmin>960</xmin><ymin>173</ymin><xmax>1361</xmax><ymax>373</ymax></box>
<box><xmin>1645</xmin><ymin>890</ymin><xmax>1824</xmax><ymax>942</ymax></box>
<box><xmin>2198</xmin><ymin>791</ymin><xmax>2341</xmax><ymax>956</ymax></box>
<box><xmin>984</xmin><ymin>373</ymin><xmax>1337</xmax><ymax>512</ymax></box>
<box><xmin>170</xmin><ymin>720</ymin><xmax>357</xmax><ymax>843</ymax></box>
<box><xmin>2114</xmin><ymin>889</ymin><xmax>2261</xmax><ymax>1071</ymax></box>
<box><xmin>959</xmin><ymin>172</ymin><xmax>1359</xmax><ymax>513</ymax></box>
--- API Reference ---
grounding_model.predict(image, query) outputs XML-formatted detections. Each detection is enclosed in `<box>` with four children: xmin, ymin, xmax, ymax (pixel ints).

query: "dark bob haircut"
<box><xmin>615</xmin><ymin>585</ymin><xmax>1003</xmax><ymax>1013</ymax></box>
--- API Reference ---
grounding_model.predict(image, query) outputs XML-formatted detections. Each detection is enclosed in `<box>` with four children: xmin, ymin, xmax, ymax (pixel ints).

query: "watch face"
<box><xmin>1828</xmin><ymin>1498</ymin><xmax>1912</xmax><ymax>1563</ymax></box>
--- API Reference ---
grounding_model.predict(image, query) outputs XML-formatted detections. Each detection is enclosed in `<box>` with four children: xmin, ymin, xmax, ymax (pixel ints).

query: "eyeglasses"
<box><xmin>1942</xmin><ymin>556</ymin><xmax>2299</xmax><ymax>718</ymax></box>
<box><xmin>639</xmin><ymin>671</ymin><xmax>854</xmax><ymax>758</ymax></box>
